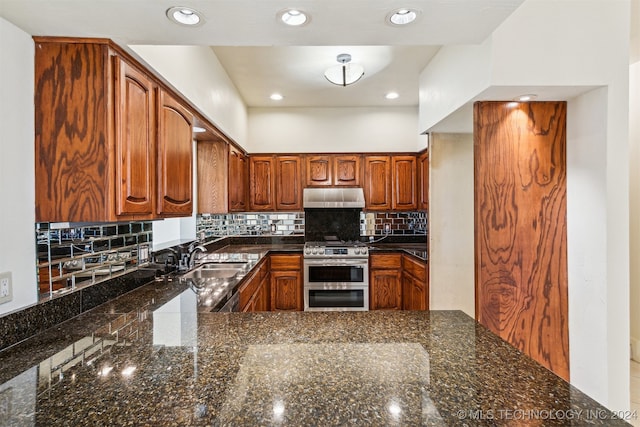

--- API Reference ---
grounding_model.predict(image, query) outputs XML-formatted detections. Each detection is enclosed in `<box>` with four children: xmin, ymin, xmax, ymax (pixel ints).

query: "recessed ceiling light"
<box><xmin>388</xmin><ymin>8</ymin><xmax>419</xmax><ymax>26</ymax></box>
<box><xmin>278</xmin><ymin>9</ymin><xmax>309</xmax><ymax>26</ymax></box>
<box><xmin>385</xmin><ymin>92</ymin><xmax>399</xmax><ymax>100</ymax></box>
<box><xmin>517</xmin><ymin>94</ymin><xmax>538</xmax><ymax>101</ymax></box>
<box><xmin>270</xmin><ymin>93</ymin><xmax>284</xmax><ymax>101</ymax></box>
<box><xmin>166</xmin><ymin>6</ymin><xmax>204</xmax><ymax>26</ymax></box>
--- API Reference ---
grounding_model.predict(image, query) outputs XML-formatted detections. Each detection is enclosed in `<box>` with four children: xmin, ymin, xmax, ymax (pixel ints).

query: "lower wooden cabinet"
<box><xmin>402</xmin><ymin>255</ymin><xmax>429</xmax><ymax>310</ymax></box>
<box><xmin>369</xmin><ymin>254</ymin><xmax>403</xmax><ymax>310</ymax></box>
<box><xmin>240</xmin><ymin>259</ymin><xmax>270</xmax><ymax>312</ymax></box>
<box><xmin>270</xmin><ymin>254</ymin><xmax>303</xmax><ymax>311</ymax></box>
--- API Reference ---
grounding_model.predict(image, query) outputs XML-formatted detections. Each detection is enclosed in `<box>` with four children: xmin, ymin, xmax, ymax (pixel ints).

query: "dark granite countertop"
<box><xmin>0</xmin><ymin>276</ymin><xmax>628</xmax><ymax>425</ymax></box>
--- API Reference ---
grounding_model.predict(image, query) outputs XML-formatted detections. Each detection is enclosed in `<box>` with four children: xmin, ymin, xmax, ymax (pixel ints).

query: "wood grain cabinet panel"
<box><xmin>418</xmin><ymin>151</ymin><xmax>429</xmax><ymax>211</ymax></box>
<box><xmin>114</xmin><ymin>57</ymin><xmax>155</xmax><ymax>217</ymax></box>
<box><xmin>474</xmin><ymin>101</ymin><xmax>568</xmax><ymax>380</ymax></box>
<box><xmin>369</xmin><ymin>254</ymin><xmax>402</xmax><ymax>310</ymax></box>
<box><xmin>197</xmin><ymin>140</ymin><xmax>228</xmax><ymax>214</ymax></box>
<box><xmin>305</xmin><ymin>155</ymin><xmax>333</xmax><ymax>186</ymax></box>
<box><xmin>392</xmin><ymin>156</ymin><xmax>418</xmax><ymax>210</ymax></box>
<box><xmin>270</xmin><ymin>254</ymin><xmax>302</xmax><ymax>311</ymax></box>
<box><xmin>229</xmin><ymin>146</ymin><xmax>248</xmax><ymax>212</ymax></box>
<box><xmin>363</xmin><ymin>156</ymin><xmax>392</xmax><ymax>211</ymax></box>
<box><xmin>276</xmin><ymin>156</ymin><xmax>303</xmax><ymax>210</ymax></box>
<box><xmin>249</xmin><ymin>156</ymin><xmax>276</xmax><ymax>211</ymax></box>
<box><xmin>333</xmin><ymin>155</ymin><xmax>361</xmax><ymax>186</ymax></box>
<box><xmin>402</xmin><ymin>255</ymin><xmax>428</xmax><ymax>310</ymax></box>
<box><xmin>157</xmin><ymin>90</ymin><xmax>193</xmax><ymax>216</ymax></box>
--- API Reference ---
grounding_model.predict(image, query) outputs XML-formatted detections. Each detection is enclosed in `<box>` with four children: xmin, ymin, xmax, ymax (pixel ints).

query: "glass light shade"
<box><xmin>324</xmin><ymin>63</ymin><xmax>365</xmax><ymax>86</ymax></box>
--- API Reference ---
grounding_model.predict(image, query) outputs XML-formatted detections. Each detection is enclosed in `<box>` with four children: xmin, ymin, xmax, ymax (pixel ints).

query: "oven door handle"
<box><xmin>303</xmin><ymin>260</ymin><xmax>368</xmax><ymax>267</ymax></box>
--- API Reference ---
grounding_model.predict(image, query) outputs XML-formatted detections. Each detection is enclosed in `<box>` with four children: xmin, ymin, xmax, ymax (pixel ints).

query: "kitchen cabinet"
<box><xmin>401</xmin><ymin>255</ymin><xmax>428</xmax><ymax>310</ymax></box>
<box><xmin>240</xmin><ymin>259</ymin><xmax>270</xmax><ymax>312</ymax></box>
<box><xmin>34</xmin><ymin>37</ymin><xmax>194</xmax><ymax>222</ymax></box>
<box><xmin>275</xmin><ymin>155</ymin><xmax>303</xmax><ymax>210</ymax></box>
<box><xmin>392</xmin><ymin>155</ymin><xmax>417</xmax><ymax>210</ymax></box>
<box><xmin>369</xmin><ymin>253</ymin><xmax>402</xmax><ymax>310</ymax></box>
<box><xmin>156</xmin><ymin>89</ymin><xmax>193</xmax><ymax>216</ymax></box>
<box><xmin>197</xmin><ymin>140</ymin><xmax>228</xmax><ymax>214</ymax></box>
<box><xmin>363</xmin><ymin>156</ymin><xmax>392</xmax><ymax>211</ymax></box>
<box><xmin>228</xmin><ymin>146</ymin><xmax>249</xmax><ymax>212</ymax></box>
<box><xmin>249</xmin><ymin>156</ymin><xmax>277</xmax><ymax>211</ymax></box>
<box><xmin>270</xmin><ymin>254</ymin><xmax>303</xmax><ymax>311</ymax></box>
<box><xmin>418</xmin><ymin>150</ymin><xmax>429</xmax><ymax>211</ymax></box>
<box><xmin>305</xmin><ymin>154</ymin><xmax>361</xmax><ymax>187</ymax></box>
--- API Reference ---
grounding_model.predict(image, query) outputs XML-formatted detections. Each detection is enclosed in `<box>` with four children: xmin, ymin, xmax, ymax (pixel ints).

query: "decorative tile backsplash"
<box><xmin>36</xmin><ymin>222</ymin><xmax>153</xmax><ymax>300</ymax></box>
<box><xmin>196</xmin><ymin>211</ymin><xmax>427</xmax><ymax>239</ymax></box>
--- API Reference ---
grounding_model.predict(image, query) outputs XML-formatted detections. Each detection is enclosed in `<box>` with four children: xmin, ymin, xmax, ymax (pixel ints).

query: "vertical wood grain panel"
<box><xmin>197</xmin><ymin>140</ymin><xmax>228</xmax><ymax>214</ymax></box>
<box><xmin>364</xmin><ymin>156</ymin><xmax>392</xmax><ymax>210</ymax></box>
<box><xmin>276</xmin><ymin>156</ymin><xmax>303</xmax><ymax>210</ymax></box>
<box><xmin>34</xmin><ymin>42</ymin><xmax>110</xmax><ymax>222</ymax></box>
<box><xmin>474</xmin><ymin>101</ymin><xmax>569</xmax><ymax>380</ymax></box>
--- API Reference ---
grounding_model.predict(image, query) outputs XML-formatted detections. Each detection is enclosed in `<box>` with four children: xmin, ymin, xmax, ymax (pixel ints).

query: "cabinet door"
<box><xmin>392</xmin><ymin>155</ymin><xmax>417</xmax><ymax>211</ymax></box>
<box><xmin>370</xmin><ymin>269</ymin><xmax>402</xmax><ymax>310</ymax></box>
<box><xmin>254</xmin><ymin>276</ymin><xmax>271</xmax><ymax>312</ymax></box>
<box><xmin>402</xmin><ymin>273</ymin><xmax>427</xmax><ymax>310</ymax></box>
<box><xmin>276</xmin><ymin>155</ymin><xmax>303</xmax><ymax>210</ymax></box>
<box><xmin>114</xmin><ymin>57</ymin><xmax>155</xmax><ymax>217</ymax></box>
<box><xmin>157</xmin><ymin>90</ymin><xmax>193</xmax><ymax>216</ymax></box>
<box><xmin>364</xmin><ymin>156</ymin><xmax>392</xmax><ymax>210</ymax></box>
<box><xmin>270</xmin><ymin>270</ymin><xmax>302</xmax><ymax>311</ymax></box>
<box><xmin>333</xmin><ymin>155</ymin><xmax>361</xmax><ymax>186</ymax></box>
<box><xmin>305</xmin><ymin>155</ymin><xmax>333</xmax><ymax>186</ymax></box>
<box><xmin>418</xmin><ymin>151</ymin><xmax>429</xmax><ymax>211</ymax></box>
<box><xmin>249</xmin><ymin>156</ymin><xmax>276</xmax><ymax>211</ymax></box>
<box><xmin>197</xmin><ymin>140</ymin><xmax>228</xmax><ymax>214</ymax></box>
<box><xmin>229</xmin><ymin>146</ymin><xmax>248</xmax><ymax>212</ymax></box>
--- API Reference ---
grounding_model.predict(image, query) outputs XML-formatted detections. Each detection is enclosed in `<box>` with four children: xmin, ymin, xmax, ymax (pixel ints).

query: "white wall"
<box><xmin>428</xmin><ymin>133</ymin><xmax>475</xmax><ymax>317</ymax></box>
<box><xmin>248</xmin><ymin>107</ymin><xmax>423</xmax><ymax>153</ymax></box>
<box><xmin>129</xmin><ymin>45</ymin><xmax>248</xmax><ymax>149</ymax></box>
<box><xmin>0</xmin><ymin>18</ymin><xmax>37</xmax><ymax>316</ymax></box>
<box><xmin>630</xmin><ymin>59</ymin><xmax>640</xmax><ymax>360</ymax></box>
<box><xmin>419</xmin><ymin>0</ymin><xmax>631</xmax><ymax>410</ymax></box>
<box><xmin>566</xmin><ymin>87</ymin><xmax>609</xmax><ymax>402</ymax></box>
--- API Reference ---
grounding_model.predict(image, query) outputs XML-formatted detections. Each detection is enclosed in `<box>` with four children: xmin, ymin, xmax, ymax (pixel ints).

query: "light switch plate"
<box><xmin>0</xmin><ymin>271</ymin><xmax>12</xmax><ymax>304</ymax></box>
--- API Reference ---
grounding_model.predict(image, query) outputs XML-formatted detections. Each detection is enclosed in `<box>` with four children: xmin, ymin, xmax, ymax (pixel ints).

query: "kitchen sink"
<box><xmin>181</xmin><ymin>262</ymin><xmax>248</xmax><ymax>280</ymax></box>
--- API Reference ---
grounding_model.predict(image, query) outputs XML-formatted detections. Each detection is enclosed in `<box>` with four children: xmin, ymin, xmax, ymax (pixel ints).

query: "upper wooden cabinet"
<box><xmin>275</xmin><ymin>156</ymin><xmax>303</xmax><ymax>210</ymax></box>
<box><xmin>305</xmin><ymin>154</ymin><xmax>361</xmax><ymax>187</ymax></box>
<box><xmin>363</xmin><ymin>156</ymin><xmax>392</xmax><ymax>210</ymax></box>
<box><xmin>418</xmin><ymin>150</ymin><xmax>429</xmax><ymax>211</ymax></box>
<box><xmin>250</xmin><ymin>155</ymin><xmax>303</xmax><ymax>211</ymax></box>
<box><xmin>391</xmin><ymin>155</ymin><xmax>417</xmax><ymax>211</ymax></box>
<box><xmin>228</xmin><ymin>146</ymin><xmax>248</xmax><ymax>212</ymax></box>
<box><xmin>157</xmin><ymin>90</ymin><xmax>193</xmax><ymax>216</ymax></box>
<box><xmin>34</xmin><ymin>37</ymin><xmax>195</xmax><ymax>222</ymax></box>
<box><xmin>197</xmin><ymin>140</ymin><xmax>228</xmax><ymax>214</ymax></box>
<box><xmin>249</xmin><ymin>156</ymin><xmax>277</xmax><ymax>211</ymax></box>
<box><xmin>113</xmin><ymin>57</ymin><xmax>155</xmax><ymax>217</ymax></box>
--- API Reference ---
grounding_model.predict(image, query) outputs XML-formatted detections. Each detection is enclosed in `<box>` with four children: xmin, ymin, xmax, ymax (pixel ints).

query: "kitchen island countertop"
<box><xmin>0</xmin><ymin>276</ymin><xmax>629</xmax><ymax>425</ymax></box>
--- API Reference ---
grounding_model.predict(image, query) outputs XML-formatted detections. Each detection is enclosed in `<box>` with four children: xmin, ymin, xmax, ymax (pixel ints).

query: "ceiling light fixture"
<box><xmin>270</xmin><ymin>93</ymin><xmax>284</xmax><ymax>101</ymax></box>
<box><xmin>166</xmin><ymin>6</ymin><xmax>204</xmax><ymax>26</ymax></box>
<box><xmin>517</xmin><ymin>94</ymin><xmax>538</xmax><ymax>102</ymax></box>
<box><xmin>192</xmin><ymin>126</ymin><xmax>206</xmax><ymax>133</ymax></box>
<box><xmin>278</xmin><ymin>9</ymin><xmax>309</xmax><ymax>26</ymax></box>
<box><xmin>388</xmin><ymin>8</ymin><xmax>419</xmax><ymax>26</ymax></box>
<box><xmin>385</xmin><ymin>92</ymin><xmax>399</xmax><ymax>100</ymax></box>
<box><xmin>324</xmin><ymin>54</ymin><xmax>365</xmax><ymax>87</ymax></box>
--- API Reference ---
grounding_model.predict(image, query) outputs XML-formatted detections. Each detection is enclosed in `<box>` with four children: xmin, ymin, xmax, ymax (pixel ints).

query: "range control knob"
<box><xmin>304</xmin><ymin>247</ymin><xmax>312</xmax><ymax>255</ymax></box>
<box><xmin>361</xmin><ymin>247</ymin><xmax>368</xmax><ymax>255</ymax></box>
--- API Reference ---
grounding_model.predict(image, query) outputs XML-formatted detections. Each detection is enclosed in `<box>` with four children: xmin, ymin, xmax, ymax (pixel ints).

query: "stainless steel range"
<box><xmin>303</xmin><ymin>241</ymin><xmax>369</xmax><ymax>311</ymax></box>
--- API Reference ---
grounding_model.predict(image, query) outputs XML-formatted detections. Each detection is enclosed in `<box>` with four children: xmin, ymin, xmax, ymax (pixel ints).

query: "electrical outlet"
<box><xmin>0</xmin><ymin>271</ymin><xmax>12</xmax><ymax>304</ymax></box>
<box><xmin>384</xmin><ymin>223</ymin><xmax>391</xmax><ymax>234</ymax></box>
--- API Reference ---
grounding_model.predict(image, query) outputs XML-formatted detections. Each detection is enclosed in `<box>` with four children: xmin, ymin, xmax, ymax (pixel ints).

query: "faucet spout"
<box><xmin>188</xmin><ymin>244</ymin><xmax>208</xmax><ymax>269</ymax></box>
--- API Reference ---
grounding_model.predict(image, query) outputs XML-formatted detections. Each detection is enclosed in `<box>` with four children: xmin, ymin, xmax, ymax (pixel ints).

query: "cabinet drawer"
<box><xmin>402</xmin><ymin>255</ymin><xmax>426</xmax><ymax>281</ymax></box>
<box><xmin>370</xmin><ymin>253</ymin><xmax>401</xmax><ymax>270</ymax></box>
<box><xmin>270</xmin><ymin>254</ymin><xmax>301</xmax><ymax>270</ymax></box>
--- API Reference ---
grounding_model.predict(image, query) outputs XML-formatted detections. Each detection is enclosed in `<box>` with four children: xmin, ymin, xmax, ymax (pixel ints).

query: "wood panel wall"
<box><xmin>474</xmin><ymin>101</ymin><xmax>569</xmax><ymax>380</ymax></box>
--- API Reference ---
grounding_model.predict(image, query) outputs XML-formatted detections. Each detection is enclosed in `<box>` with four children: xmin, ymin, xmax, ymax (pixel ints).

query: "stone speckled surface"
<box><xmin>0</xmin><ymin>280</ymin><xmax>630</xmax><ymax>426</ymax></box>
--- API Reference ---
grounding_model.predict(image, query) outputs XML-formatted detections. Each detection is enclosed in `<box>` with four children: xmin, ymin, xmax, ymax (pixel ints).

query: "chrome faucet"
<box><xmin>188</xmin><ymin>244</ymin><xmax>208</xmax><ymax>269</ymax></box>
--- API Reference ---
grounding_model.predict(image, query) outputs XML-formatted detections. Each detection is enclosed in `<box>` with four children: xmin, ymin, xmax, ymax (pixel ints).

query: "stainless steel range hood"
<box><xmin>303</xmin><ymin>188</ymin><xmax>365</xmax><ymax>209</ymax></box>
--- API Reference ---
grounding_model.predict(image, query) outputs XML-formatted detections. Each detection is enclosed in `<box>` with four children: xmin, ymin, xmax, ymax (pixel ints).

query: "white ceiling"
<box><xmin>0</xmin><ymin>0</ymin><xmax>525</xmax><ymax>108</ymax></box>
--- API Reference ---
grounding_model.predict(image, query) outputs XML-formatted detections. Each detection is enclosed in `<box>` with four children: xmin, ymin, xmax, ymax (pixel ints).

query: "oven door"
<box><xmin>303</xmin><ymin>258</ymin><xmax>369</xmax><ymax>311</ymax></box>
